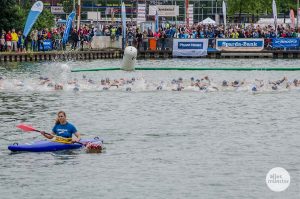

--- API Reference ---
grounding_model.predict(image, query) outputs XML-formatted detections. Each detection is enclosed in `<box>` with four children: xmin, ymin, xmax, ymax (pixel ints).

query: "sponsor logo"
<box><xmin>178</xmin><ymin>42</ymin><xmax>203</xmax><ymax>49</ymax></box>
<box><xmin>266</xmin><ymin>167</ymin><xmax>290</xmax><ymax>192</ymax></box>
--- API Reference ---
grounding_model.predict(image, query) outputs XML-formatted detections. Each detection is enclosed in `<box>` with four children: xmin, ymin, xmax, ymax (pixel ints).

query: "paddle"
<box><xmin>16</xmin><ymin>124</ymin><xmax>102</xmax><ymax>153</ymax></box>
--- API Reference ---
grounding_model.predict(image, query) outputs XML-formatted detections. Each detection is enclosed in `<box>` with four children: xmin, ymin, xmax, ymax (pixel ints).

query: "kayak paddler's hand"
<box><xmin>72</xmin><ymin>137</ymin><xmax>80</xmax><ymax>143</ymax></box>
<box><xmin>40</xmin><ymin>131</ymin><xmax>46</xmax><ymax>136</ymax></box>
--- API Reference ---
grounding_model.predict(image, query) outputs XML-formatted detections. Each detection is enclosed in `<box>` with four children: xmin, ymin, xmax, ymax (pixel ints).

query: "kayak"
<box><xmin>8</xmin><ymin>137</ymin><xmax>103</xmax><ymax>152</ymax></box>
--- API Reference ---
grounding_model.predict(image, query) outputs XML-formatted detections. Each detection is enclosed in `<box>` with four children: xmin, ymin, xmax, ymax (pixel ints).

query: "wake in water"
<box><xmin>0</xmin><ymin>75</ymin><xmax>299</xmax><ymax>93</ymax></box>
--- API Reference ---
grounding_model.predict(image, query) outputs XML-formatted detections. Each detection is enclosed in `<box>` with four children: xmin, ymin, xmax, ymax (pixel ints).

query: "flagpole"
<box><xmin>297</xmin><ymin>0</ymin><xmax>299</xmax><ymax>30</ymax></box>
<box><xmin>77</xmin><ymin>0</ymin><xmax>81</xmax><ymax>30</ymax></box>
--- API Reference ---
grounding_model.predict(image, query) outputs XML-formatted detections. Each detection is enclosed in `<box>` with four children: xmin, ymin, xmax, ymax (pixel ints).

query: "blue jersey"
<box><xmin>52</xmin><ymin>122</ymin><xmax>77</xmax><ymax>138</ymax></box>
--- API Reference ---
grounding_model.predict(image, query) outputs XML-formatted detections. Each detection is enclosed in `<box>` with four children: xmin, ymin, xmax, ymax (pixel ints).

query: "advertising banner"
<box><xmin>216</xmin><ymin>39</ymin><xmax>264</xmax><ymax>51</ymax></box>
<box><xmin>51</xmin><ymin>6</ymin><xmax>64</xmax><ymax>14</ymax></box>
<box><xmin>149</xmin><ymin>5</ymin><xmax>179</xmax><ymax>17</ymax></box>
<box><xmin>137</xmin><ymin>4</ymin><xmax>146</xmax><ymax>25</ymax></box>
<box><xmin>272</xmin><ymin>38</ymin><xmax>300</xmax><ymax>48</ymax></box>
<box><xmin>39</xmin><ymin>40</ymin><xmax>53</xmax><ymax>51</ymax></box>
<box><xmin>188</xmin><ymin>4</ymin><xmax>194</xmax><ymax>26</ymax></box>
<box><xmin>87</xmin><ymin>12</ymin><xmax>101</xmax><ymax>20</ymax></box>
<box><xmin>23</xmin><ymin>1</ymin><xmax>43</xmax><ymax>38</ymax></box>
<box><xmin>173</xmin><ymin>39</ymin><xmax>208</xmax><ymax>57</ymax></box>
<box><xmin>62</xmin><ymin>11</ymin><xmax>76</xmax><ymax>44</ymax></box>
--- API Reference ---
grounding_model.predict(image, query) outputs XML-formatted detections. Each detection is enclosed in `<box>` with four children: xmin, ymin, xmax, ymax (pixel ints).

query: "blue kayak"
<box><xmin>8</xmin><ymin>137</ymin><xmax>103</xmax><ymax>152</ymax></box>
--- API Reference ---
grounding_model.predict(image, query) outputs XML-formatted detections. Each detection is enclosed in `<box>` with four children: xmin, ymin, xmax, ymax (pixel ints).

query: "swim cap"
<box><xmin>252</xmin><ymin>86</ymin><xmax>257</xmax><ymax>91</ymax></box>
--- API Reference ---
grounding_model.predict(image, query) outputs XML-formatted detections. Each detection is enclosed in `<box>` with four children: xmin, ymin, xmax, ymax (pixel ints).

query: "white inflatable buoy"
<box><xmin>121</xmin><ymin>46</ymin><xmax>137</xmax><ymax>71</ymax></box>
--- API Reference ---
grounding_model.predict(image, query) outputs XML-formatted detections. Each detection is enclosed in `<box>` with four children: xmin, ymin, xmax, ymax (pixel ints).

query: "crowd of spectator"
<box><xmin>0</xmin><ymin>22</ymin><xmax>300</xmax><ymax>52</ymax></box>
<box><xmin>0</xmin><ymin>24</ymin><xmax>95</xmax><ymax>52</ymax></box>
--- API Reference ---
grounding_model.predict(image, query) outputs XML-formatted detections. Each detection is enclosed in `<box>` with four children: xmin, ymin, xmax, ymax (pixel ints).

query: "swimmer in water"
<box><xmin>222</xmin><ymin>80</ymin><xmax>228</xmax><ymax>87</ymax></box>
<box><xmin>54</xmin><ymin>84</ymin><xmax>63</xmax><ymax>90</ymax></box>
<box><xmin>39</xmin><ymin>77</ymin><xmax>51</xmax><ymax>85</ymax></box>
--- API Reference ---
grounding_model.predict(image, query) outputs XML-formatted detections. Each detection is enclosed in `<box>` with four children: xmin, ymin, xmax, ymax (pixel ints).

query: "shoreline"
<box><xmin>0</xmin><ymin>48</ymin><xmax>300</xmax><ymax>62</ymax></box>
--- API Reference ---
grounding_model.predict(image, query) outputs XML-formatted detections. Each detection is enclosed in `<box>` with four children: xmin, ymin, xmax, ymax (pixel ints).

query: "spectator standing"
<box><xmin>30</xmin><ymin>30</ymin><xmax>38</xmax><ymax>51</ymax></box>
<box><xmin>37</xmin><ymin>30</ymin><xmax>44</xmax><ymax>51</ymax></box>
<box><xmin>5</xmin><ymin>31</ymin><xmax>12</xmax><ymax>52</ymax></box>
<box><xmin>142</xmin><ymin>30</ymin><xmax>148</xmax><ymax>51</ymax></box>
<box><xmin>0</xmin><ymin>31</ymin><xmax>6</xmax><ymax>51</ymax></box>
<box><xmin>11</xmin><ymin>29</ymin><xmax>18</xmax><ymax>52</ymax></box>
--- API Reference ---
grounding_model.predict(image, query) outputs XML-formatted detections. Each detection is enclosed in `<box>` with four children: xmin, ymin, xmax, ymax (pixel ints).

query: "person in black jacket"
<box><xmin>70</xmin><ymin>29</ymin><xmax>79</xmax><ymax>50</ymax></box>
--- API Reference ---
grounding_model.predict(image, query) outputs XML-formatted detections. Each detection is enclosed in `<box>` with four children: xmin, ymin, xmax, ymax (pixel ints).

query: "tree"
<box><xmin>0</xmin><ymin>0</ymin><xmax>27</xmax><ymax>31</ymax></box>
<box><xmin>33</xmin><ymin>9</ymin><xmax>55</xmax><ymax>30</ymax></box>
<box><xmin>62</xmin><ymin>0</ymin><xmax>74</xmax><ymax>14</ymax></box>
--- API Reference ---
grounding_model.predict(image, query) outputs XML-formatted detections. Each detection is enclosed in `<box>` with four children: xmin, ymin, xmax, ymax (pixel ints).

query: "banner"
<box><xmin>155</xmin><ymin>9</ymin><xmax>159</xmax><ymax>32</ymax></box>
<box><xmin>216</xmin><ymin>39</ymin><xmax>264</xmax><ymax>51</ymax></box>
<box><xmin>272</xmin><ymin>0</ymin><xmax>277</xmax><ymax>36</ymax></box>
<box><xmin>39</xmin><ymin>39</ymin><xmax>53</xmax><ymax>51</ymax></box>
<box><xmin>121</xmin><ymin>2</ymin><xmax>126</xmax><ymax>50</ymax></box>
<box><xmin>51</xmin><ymin>6</ymin><xmax>64</xmax><ymax>14</ymax></box>
<box><xmin>23</xmin><ymin>1</ymin><xmax>43</xmax><ymax>38</ymax></box>
<box><xmin>290</xmin><ymin>9</ymin><xmax>295</xmax><ymax>29</ymax></box>
<box><xmin>87</xmin><ymin>11</ymin><xmax>101</xmax><ymax>20</ymax></box>
<box><xmin>149</xmin><ymin>5</ymin><xmax>179</xmax><ymax>16</ymax></box>
<box><xmin>173</xmin><ymin>39</ymin><xmax>208</xmax><ymax>57</ymax></box>
<box><xmin>298</xmin><ymin>8</ymin><xmax>300</xmax><ymax>29</ymax></box>
<box><xmin>222</xmin><ymin>1</ymin><xmax>226</xmax><ymax>28</ymax></box>
<box><xmin>272</xmin><ymin>38</ymin><xmax>300</xmax><ymax>48</ymax></box>
<box><xmin>137</xmin><ymin>4</ymin><xmax>146</xmax><ymax>25</ymax></box>
<box><xmin>62</xmin><ymin>11</ymin><xmax>76</xmax><ymax>44</ymax></box>
<box><xmin>188</xmin><ymin>4</ymin><xmax>194</xmax><ymax>26</ymax></box>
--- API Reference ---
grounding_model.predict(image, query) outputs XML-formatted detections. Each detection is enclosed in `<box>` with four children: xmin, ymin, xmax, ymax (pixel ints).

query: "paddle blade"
<box><xmin>16</xmin><ymin>124</ymin><xmax>37</xmax><ymax>132</ymax></box>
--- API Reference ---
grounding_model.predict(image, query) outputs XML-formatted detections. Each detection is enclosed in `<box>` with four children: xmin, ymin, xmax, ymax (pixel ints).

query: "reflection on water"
<box><xmin>0</xmin><ymin>59</ymin><xmax>300</xmax><ymax>199</ymax></box>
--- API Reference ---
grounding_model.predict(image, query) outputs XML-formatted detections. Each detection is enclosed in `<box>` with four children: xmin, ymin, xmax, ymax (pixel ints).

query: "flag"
<box><xmin>23</xmin><ymin>1</ymin><xmax>43</xmax><ymax>38</ymax></box>
<box><xmin>111</xmin><ymin>8</ymin><xmax>115</xmax><ymax>22</ymax></box>
<box><xmin>105</xmin><ymin>7</ymin><xmax>111</xmax><ymax>15</ymax></box>
<box><xmin>290</xmin><ymin>9</ymin><xmax>295</xmax><ymax>29</ymax></box>
<box><xmin>121</xmin><ymin>2</ymin><xmax>126</xmax><ymax>50</ymax></box>
<box><xmin>62</xmin><ymin>11</ymin><xmax>76</xmax><ymax>44</ymax></box>
<box><xmin>272</xmin><ymin>0</ymin><xmax>277</xmax><ymax>37</ymax></box>
<box><xmin>222</xmin><ymin>0</ymin><xmax>226</xmax><ymax>29</ymax></box>
<box><xmin>155</xmin><ymin>9</ymin><xmax>159</xmax><ymax>32</ymax></box>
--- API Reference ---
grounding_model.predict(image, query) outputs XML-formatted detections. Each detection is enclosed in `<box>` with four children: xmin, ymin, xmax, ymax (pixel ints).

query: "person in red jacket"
<box><xmin>5</xmin><ymin>30</ymin><xmax>12</xmax><ymax>52</ymax></box>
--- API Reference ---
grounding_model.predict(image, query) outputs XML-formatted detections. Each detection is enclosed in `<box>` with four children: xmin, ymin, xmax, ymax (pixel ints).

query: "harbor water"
<box><xmin>0</xmin><ymin>58</ymin><xmax>300</xmax><ymax>198</ymax></box>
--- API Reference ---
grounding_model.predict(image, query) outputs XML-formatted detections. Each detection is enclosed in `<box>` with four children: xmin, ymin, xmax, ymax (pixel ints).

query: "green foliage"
<box><xmin>33</xmin><ymin>9</ymin><xmax>55</xmax><ymax>30</ymax></box>
<box><xmin>0</xmin><ymin>0</ymin><xmax>55</xmax><ymax>32</ymax></box>
<box><xmin>62</xmin><ymin>0</ymin><xmax>74</xmax><ymax>14</ymax></box>
<box><xmin>227</xmin><ymin>0</ymin><xmax>298</xmax><ymax>16</ymax></box>
<box><xmin>0</xmin><ymin>0</ymin><xmax>27</xmax><ymax>31</ymax></box>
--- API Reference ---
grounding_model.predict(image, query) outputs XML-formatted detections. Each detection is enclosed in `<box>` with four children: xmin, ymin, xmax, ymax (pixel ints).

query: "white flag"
<box><xmin>272</xmin><ymin>0</ymin><xmax>277</xmax><ymax>37</ymax></box>
<box><xmin>222</xmin><ymin>1</ymin><xmax>226</xmax><ymax>29</ymax></box>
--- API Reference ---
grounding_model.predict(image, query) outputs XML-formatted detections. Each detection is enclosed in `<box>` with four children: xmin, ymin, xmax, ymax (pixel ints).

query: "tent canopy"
<box><xmin>199</xmin><ymin>17</ymin><xmax>216</xmax><ymax>25</ymax></box>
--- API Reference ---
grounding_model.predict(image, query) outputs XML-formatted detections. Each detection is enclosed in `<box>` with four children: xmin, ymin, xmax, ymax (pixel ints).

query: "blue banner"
<box><xmin>62</xmin><ymin>11</ymin><xmax>76</xmax><ymax>44</ymax></box>
<box><xmin>178</xmin><ymin>42</ymin><xmax>204</xmax><ymax>49</ymax></box>
<box><xmin>39</xmin><ymin>40</ymin><xmax>53</xmax><ymax>51</ymax></box>
<box><xmin>23</xmin><ymin>1</ymin><xmax>43</xmax><ymax>38</ymax></box>
<box><xmin>272</xmin><ymin>38</ymin><xmax>300</xmax><ymax>48</ymax></box>
<box><xmin>121</xmin><ymin>2</ymin><xmax>126</xmax><ymax>50</ymax></box>
<box><xmin>155</xmin><ymin>10</ymin><xmax>159</xmax><ymax>32</ymax></box>
<box><xmin>216</xmin><ymin>39</ymin><xmax>264</xmax><ymax>51</ymax></box>
<box><xmin>173</xmin><ymin>39</ymin><xmax>208</xmax><ymax>57</ymax></box>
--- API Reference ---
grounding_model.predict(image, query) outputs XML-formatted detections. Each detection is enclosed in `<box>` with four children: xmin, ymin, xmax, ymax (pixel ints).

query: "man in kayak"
<box><xmin>41</xmin><ymin>111</ymin><xmax>81</xmax><ymax>143</ymax></box>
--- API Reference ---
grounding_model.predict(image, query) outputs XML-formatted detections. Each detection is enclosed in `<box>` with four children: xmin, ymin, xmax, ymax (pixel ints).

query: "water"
<box><xmin>1</xmin><ymin>59</ymin><xmax>300</xmax><ymax>198</ymax></box>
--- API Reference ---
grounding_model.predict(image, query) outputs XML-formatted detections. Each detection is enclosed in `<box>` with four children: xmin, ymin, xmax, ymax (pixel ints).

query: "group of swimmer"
<box><xmin>168</xmin><ymin>76</ymin><xmax>300</xmax><ymax>92</ymax></box>
<box><xmin>1</xmin><ymin>74</ymin><xmax>300</xmax><ymax>92</ymax></box>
